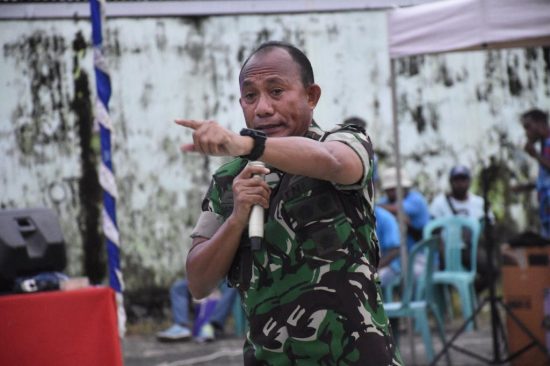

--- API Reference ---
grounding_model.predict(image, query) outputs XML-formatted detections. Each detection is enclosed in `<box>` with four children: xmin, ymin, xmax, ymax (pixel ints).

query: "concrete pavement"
<box><xmin>123</xmin><ymin>316</ymin><xmax>514</xmax><ymax>366</ymax></box>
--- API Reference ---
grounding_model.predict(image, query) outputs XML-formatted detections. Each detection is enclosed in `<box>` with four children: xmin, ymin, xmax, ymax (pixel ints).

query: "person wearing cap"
<box><xmin>429</xmin><ymin>164</ymin><xmax>494</xmax><ymax>293</ymax></box>
<box><xmin>378</xmin><ymin>167</ymin><xmax>431</xmax><ymax>251</ymax></box>
<box><xmin>429</xmin><ymin>165</ymin><xmax>490</xmax><ymax>220</ymax></box>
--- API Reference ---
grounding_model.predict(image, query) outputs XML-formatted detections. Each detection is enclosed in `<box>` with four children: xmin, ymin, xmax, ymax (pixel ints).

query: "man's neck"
<box><xmin>540</xmin><ymin>127</ymin><xmax>550</xmax><ymax>140</ymax></box>
<box><xmin>450</xmin><ymin>192</ymin><xmax>468</xmax><ymax>201</ymax></box>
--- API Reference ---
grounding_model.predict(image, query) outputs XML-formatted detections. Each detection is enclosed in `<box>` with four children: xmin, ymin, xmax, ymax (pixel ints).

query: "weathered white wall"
<box><xmin>1</xmin><ymin>11</ymin><xmax>548</xmax><ymax>290</ymax></box>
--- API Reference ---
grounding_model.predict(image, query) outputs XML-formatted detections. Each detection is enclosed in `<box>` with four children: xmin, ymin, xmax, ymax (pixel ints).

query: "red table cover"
<box><xmin>0</xmin><ymin>286</ymin><xmax>123</xmax><ymax>366</ymax></box>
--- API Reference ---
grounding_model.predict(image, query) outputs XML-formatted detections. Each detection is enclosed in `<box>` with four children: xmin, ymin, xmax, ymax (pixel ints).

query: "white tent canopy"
<box><xmin>388</xmin><ymin>0</ymin><xmax>550</xmax><ymax>59</ymax></box>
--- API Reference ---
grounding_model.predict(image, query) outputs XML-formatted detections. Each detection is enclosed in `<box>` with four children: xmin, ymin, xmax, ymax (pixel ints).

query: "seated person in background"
<box><xmin>429</xmin><ymin>165</ymin><xmax>490</xmax><ymax>221</ymax></box>
<box><xmin>378</xmin><ymin>167</ymin><xmax>430</xmax><ymax>249</ymax></box>
<box><xmin>156</xmin><ymin>279</ymin><xmax>238</xmax><ymax>342</ymax></box>
<box><xmin>429</xmin><ymin>164</ymin><xmax>494</xmax><ymax>293</ymax></box>
<box><xmin>375</xmin><ymin>205</ymin><xmax>401</xmax><ymax>288</ymax></box>
<box><xmin>377</xmin><ymin>167</ymin><xmax>431</xmax><ymax>277</ymax></box>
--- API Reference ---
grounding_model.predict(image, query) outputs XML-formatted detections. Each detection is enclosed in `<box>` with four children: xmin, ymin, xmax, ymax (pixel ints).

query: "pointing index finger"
<box><xmin>175</xmin><ymin>119</ymin><xmax>202</xmax><ymax>130</ymax></box>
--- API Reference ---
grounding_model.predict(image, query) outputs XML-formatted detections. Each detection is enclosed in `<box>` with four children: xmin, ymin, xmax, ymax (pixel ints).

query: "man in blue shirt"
<box><xmin>522</xmin><ymin>108</ymin><xmax>550</xmax><ymax>238</ymax></box>
<box><xmin>378</xmin><ymin>167</ymin><xmax>431</xmax><ymax>249</ymax></box>
<box><xmin>375</xmin><ymin>206</ymin><xmax>401</xmax><ymax>288</ymax></box>
<box><xmin>378</xmin><ymin>167</ymin><xmax>431</xmax><ymax>281</ymax></box>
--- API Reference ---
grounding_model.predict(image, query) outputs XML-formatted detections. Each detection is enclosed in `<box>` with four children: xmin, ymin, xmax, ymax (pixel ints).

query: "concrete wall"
<box><xmin>1</xmin><ymin>11</ymin><xmax>549</xmax><ymax>291</ymax></box>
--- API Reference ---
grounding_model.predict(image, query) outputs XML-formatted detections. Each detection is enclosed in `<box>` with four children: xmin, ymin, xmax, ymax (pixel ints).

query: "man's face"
<box><xmin>385</xmin><ymin>188</ymin><xmax>397</xmax><ymax>202</ymax></box>
<box><xmin>450</xmin><ymin>176</ymin><xmax>470</xmax><ymax>199</ymax></box>
<box><xmin>239</xmin><ymin>48</ymin><xmax>320</xmax><ymax>137</ymax></box>
<box><xmin>522</xmin><ymin>117</ymin><xmax>540</xmax><ymax>142</ymax></box>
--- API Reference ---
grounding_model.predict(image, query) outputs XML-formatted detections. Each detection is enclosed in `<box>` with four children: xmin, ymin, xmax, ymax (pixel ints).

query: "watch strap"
<box><xmin>239</xmin><ymin>128</ymin><xmax>267</xmax><ymax>160</ymax></box>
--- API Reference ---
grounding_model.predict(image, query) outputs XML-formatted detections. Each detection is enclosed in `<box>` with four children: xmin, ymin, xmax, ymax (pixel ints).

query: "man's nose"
<box><xmin>255</xmin><ymin>94</ymin><xmax>274</xmax><ymax>117</ymax></box>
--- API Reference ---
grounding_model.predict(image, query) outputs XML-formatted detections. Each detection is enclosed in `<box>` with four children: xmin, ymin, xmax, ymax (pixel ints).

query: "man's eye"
<box><xmin>244</xmin><ymin>93</ymin><xmax>256</xmax><ymax>101</ymax></box>
<box><xmin>271</xmin><ymin>88</ymin><xmax>283</xmax><ymax>96</ymax></box>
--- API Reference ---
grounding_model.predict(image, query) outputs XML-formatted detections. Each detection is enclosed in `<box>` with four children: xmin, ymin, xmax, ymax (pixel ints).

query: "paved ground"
<box><xmin>123</xmin><ymin>335</ymin><xmax>244</xmax><ymax>366</ymax></box>
<box><xmin>122</xmin><ymin>314</ymin><xmax>518</xmax><ymax>366</ymax></box>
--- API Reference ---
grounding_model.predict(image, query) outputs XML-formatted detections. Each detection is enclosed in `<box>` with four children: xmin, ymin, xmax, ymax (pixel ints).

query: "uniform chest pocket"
<box><xmin>283</xmin><ymin>189</ymin><xmax>341</xmax><ymax>228</ymax></box>
<box><xmin>283</xmin><ymin>190</ymin><xmax>351</xmax><ymax>258</ymax></box>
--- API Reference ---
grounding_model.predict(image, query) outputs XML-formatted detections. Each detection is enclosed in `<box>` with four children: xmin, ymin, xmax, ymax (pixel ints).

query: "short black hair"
<box><xmin>239</xmin><ymin>41</ymin><xmax>314</xmax><ymax>87</ymax></box>
<box><xmin>342</xmin><ymin>116</ymin><xmax>367</xmax><ymax>129</ymax></box>
<box><xmin>521</xmin><ymin>108</ymin><xmax>548</xmax><ymax>125</ymax></box>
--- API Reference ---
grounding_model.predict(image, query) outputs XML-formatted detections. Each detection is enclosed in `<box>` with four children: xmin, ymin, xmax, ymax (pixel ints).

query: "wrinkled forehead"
<box><xmin>239</xmin><ymin>48</ymin><xmax>302</xmax><ymax>87</ymax></box>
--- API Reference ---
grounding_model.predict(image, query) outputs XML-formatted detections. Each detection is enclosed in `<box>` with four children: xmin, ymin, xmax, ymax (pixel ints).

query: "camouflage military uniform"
<box><xmin>192</xmin><ymin>122</ymin><xmax>402</xmax><ymax>366</ymax></box>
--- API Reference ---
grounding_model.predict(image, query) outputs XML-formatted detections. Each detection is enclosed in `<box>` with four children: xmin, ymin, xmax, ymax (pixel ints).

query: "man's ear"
<box><xmin>306</xmin><ymin>84</ymin><xmax>321</xmax><ymax>109</ymax></box>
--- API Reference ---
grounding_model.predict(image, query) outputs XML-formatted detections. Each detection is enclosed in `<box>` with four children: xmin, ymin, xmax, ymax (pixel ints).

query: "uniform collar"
<box><xmin>304</xmin><ymin>120</ymin><xmax>324</xmax><ymax>141</ymax></box>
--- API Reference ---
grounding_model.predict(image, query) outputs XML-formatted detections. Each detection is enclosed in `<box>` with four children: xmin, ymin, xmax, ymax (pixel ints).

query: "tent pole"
<box><xmin>390</xmin><ymin>57</ymin><xmax>416</xmax><ymax>363</ymax></box>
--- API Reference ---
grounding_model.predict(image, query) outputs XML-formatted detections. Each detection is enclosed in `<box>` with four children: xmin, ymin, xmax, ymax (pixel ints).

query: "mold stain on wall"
<box><xmin>71</xmin><ymin>30</ymin><xmax>105</xmax><ymax>285</ymax></box>
<box><xmin>4</xmin><ymin>31</ymin><xmax>70</xmax><ymax>161</ymax></box>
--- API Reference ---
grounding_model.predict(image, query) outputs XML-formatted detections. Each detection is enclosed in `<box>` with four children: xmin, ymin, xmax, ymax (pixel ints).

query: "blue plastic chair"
<box><xmin>383</xmin><ymin>237</ymin><xmax>448</xmax><ymax>364</ymax></box>
<box><xmin>383</xmin><ymin>275</ymin><xmax>401</xmax><ymax>302</ymax></box>
<box><xmin>423</xmin><ymin>215</ymin><xmax>481</xmax><ymax>332</ymax></box>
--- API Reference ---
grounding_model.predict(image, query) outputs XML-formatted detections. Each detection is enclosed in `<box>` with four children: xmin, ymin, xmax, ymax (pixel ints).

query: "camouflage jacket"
<box><xmin>195</xmin><ymin>122</ymin><xmax>402</xmax><ymax>366</ymax></box>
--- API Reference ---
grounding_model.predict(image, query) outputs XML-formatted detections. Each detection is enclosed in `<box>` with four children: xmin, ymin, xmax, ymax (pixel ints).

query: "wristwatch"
<box><xmin>239</xmin><ymin>128</ymin><xmax>267</xmax><ymax>160</ymax></box>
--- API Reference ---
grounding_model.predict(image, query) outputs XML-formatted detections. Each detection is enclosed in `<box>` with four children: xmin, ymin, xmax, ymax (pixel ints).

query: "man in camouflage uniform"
<box><xmin>177</xmin><ymin>41</ymin><xmax>402</xmax><ymax>365</ymax></box>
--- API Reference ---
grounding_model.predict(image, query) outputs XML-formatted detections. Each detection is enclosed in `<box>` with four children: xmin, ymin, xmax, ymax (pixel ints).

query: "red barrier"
<box><xmin>0</xmin><ymin>287</ymin><xmax>123</xmax><ymax>366</ymax></box>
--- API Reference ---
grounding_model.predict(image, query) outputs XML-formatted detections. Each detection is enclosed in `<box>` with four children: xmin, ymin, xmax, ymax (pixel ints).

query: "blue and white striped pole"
<box><xmin>90</xmin><ymin>0</ymin><xmax>126</xmax><ymax>336</ymax></box>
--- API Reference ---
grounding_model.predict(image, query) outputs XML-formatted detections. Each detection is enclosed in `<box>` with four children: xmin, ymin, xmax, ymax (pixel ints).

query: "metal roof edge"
<box><xmin>0</xmin><ymin>1</ymin><xmax>402</xmax><ymax>20</ymax></box>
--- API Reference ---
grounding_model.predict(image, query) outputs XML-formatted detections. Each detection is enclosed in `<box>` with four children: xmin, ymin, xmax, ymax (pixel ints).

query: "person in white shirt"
<box><xmin>429</xmin><ymin>165</ymin><xmax>494</xmax><ymax>293</ymax></box>
<box><xmin>430</xmin><ymin>165</ymin><xmax>492</xmax><ymax>221</ymax></box>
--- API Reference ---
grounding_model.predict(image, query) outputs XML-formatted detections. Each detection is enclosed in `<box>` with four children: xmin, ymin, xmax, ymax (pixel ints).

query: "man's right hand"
<box><xmin>230</xmin><ymin>163</ymin><xmax>271</xmax><ymax>226</ymax></box>
<box><xmin>186</xmin><ymin>162</ymin><xmax>269</xmax><ymax>300</ymax></box>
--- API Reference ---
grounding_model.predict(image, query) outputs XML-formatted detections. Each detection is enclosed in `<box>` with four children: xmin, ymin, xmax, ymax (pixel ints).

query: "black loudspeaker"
<box><xmin>0</xmin><ymin>207</ymin><xmax>67</xmax><ymax>291</ymax></box>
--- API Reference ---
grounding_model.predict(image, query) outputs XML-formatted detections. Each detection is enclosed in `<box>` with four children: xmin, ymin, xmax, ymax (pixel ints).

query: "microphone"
<box><xmin>247</xmin><ymin>161</ymin><xmax>265</xmax><ymax>251</ymax></box>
